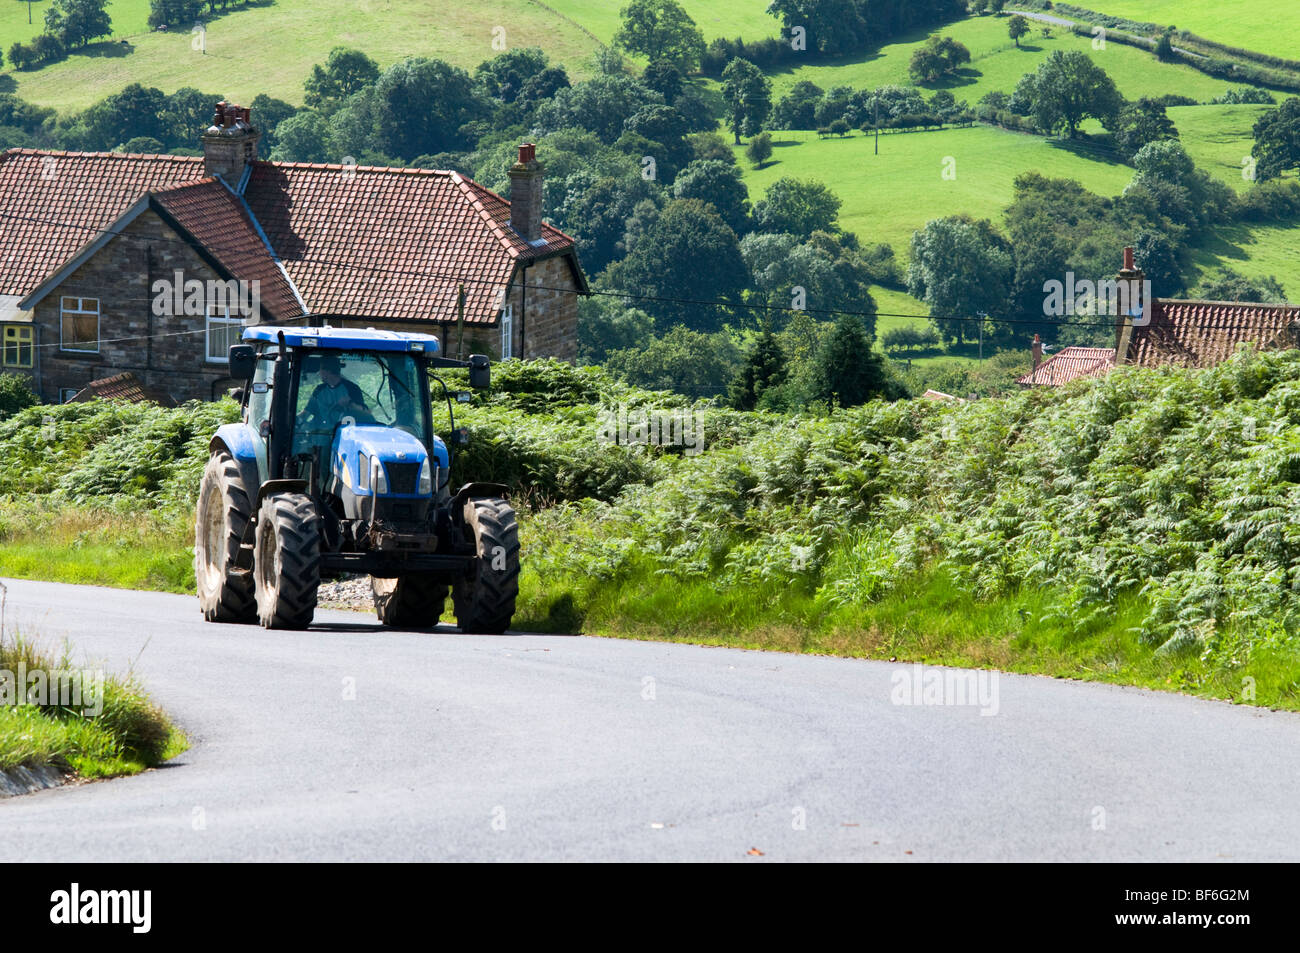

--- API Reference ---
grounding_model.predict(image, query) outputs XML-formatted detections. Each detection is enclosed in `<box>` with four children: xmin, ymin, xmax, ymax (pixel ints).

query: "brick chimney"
<box><xmin>201</xmin><ymin>101</ymin><xmax>260</xmax><ymax>182</ymax></box>
<box><xmin>1031</xmin><ymin>333</ymin><xmax>1042</xmax><ymax>369</ymax></box>
<box><xmin>1114</xmin><ymin>245</ymin><xmax>1145</xmax><ymax>366</ymax></box>
<box><xmin>507</xmin><ymin>143</ymin><xmax>544</xmax><ymax>243</ymax></box>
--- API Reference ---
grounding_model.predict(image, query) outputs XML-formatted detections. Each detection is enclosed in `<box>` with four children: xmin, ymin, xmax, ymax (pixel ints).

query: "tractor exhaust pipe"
<box><xmin>268</xmin><ymin>331</ymin><xmax>291</xmax><ymax>480</ymax></box>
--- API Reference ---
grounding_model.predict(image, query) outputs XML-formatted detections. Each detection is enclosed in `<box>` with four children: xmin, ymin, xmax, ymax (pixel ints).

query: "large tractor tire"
<box><xmin>452</xmin><ymin>497</ymin><xmax>519</xmax><ymax>634</ymax></box>
<box><xmin>194</xmin><ymin>450</ymin><xmax>256</xmax><ymax>623</ymax></box>
<box><xmin>371</xmin><ymin>574</ymin><xmax>448</xmax><ymax>628</ymax></box>
<box><xmin>253</xmin><ymin>492</ymin><xmax>321</xmax><ymax>630</ymax></box>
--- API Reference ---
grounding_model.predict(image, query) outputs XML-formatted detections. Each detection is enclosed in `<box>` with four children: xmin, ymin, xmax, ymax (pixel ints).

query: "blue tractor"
<box><xmin>194</xmin><ymin>326</ymin><xmax>517</xmax><ymax>631</ymax></box>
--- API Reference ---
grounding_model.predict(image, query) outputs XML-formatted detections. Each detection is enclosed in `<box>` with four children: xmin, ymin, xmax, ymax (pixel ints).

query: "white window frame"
<box><xmin>2</xmin><ymin>325</ymin><xmax>33</xmax><ymax>368</ymax></box>
<box><xmin>59</xmin><ymin>296</ymin><xmax>100</xmax><ymax>353</ymax></box>
<box><xmin>206</xmin><ymin>304</ymin><xmax>246</xmax><ymax>364</ymax></box>
<box><xmin>500</xmin><ymin>303</ymin><xmax>514</xmax><ymax>359</ymax></box>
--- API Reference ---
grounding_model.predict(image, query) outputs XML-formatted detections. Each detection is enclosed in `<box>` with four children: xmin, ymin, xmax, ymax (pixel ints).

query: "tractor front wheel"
<box><xmin>452</xmin><ymin>497</ymin><xmax>519</xmax><ymax>634</ymax></box>
<box><xmin>253</xmin><ymin>492</ymin><xmax>321</xmax><ymax>629</ymax></box>
<box><xmin>371</xmin><ymin>574</ymin><xmax>448</xmax><ymax>628</ymax></box>
<box><xmin>194</xmin><ymin>450</ymin><xmax>256</xmax><ymax>623</ymax></box>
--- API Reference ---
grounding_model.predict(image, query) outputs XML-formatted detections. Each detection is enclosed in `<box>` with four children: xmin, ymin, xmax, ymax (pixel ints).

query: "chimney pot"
<box><xmin>1031</xmin><ymin>333</ymin><xmax>1043</xmax><ymax>369</ymax></box>
<box><xmin>1123</xmin><ymin>246</ymin><xmax>1135</xmax><ymax>271</ymax></box>
<box><xmin>202</xmin><ymin>101</ymin><xmax>260</xmax><ymax>180</ymax></box>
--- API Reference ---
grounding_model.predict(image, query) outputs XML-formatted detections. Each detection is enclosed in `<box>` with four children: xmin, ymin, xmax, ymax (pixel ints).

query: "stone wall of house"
<box><xmin>510</xmin><ymin>255</ymin><xmax>579</xmax><ymax>363</ymax></box>
<box><xmin>30</xmin><ymin>210</ymin><xmax>243</xmax><ymax>404</ymax></box>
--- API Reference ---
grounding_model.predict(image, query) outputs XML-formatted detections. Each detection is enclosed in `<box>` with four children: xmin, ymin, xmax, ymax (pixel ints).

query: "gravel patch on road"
<box><xmin>318</xmin><ymin>575</ymin><xmax>373</xmax><ymax>612</ymax></box>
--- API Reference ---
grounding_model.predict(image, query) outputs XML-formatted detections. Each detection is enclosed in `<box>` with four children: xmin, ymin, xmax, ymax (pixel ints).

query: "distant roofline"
<box><xmin>1154</xmin><ymin>297</ymin><xmax>1300</xmax><ymax>311</ymax></box>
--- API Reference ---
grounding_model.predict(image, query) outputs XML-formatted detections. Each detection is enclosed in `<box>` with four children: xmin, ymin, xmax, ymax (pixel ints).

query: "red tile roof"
<box><xmin>242</xmin><ymin>162</ymin><xmax>578</xmax><ymax>324</ymax></box>
<box><xmin>151</xmin><ymin>179</ymin><xmax>304</xmax><ymax>321</ymax></box>
<box><xmin>0</xmin><ymin>150</ymin><xmax>583</xmax><ymax>325</ymax></box>
<box><xmin>0</xmin><ymin>149</ymin><xmax>203</xmax><ymax>297</ymax></box>
<box><xmin>69</xmin><ymin>372</ymin><xmax>178</xmax><ymax>406</ymax></box>
<box><xmin>1017</xmin><ymin>346</ymin><xmax>1115</xmax><ymax>387</ymax></box>
<box><xmin>1128</xmin><ymin>299</ymin><xmax>1300</xmax><ymax>368</ymax></box>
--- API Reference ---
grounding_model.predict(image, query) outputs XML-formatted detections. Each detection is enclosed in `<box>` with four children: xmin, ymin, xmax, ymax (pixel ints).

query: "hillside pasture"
<box><xmin>735</xmin><ymin>124</ymin><xmax>1135</xmax><ymax>262</ymax></box>
<box><xmin>4</xmin><ymin>0</ymin><xmax>599</xmax><ymax>112</ymax></box>
<box><xmin>757</xmin><ymin>13</ymin><xmax>1232</xmax><ymax>106</ymax></box>
<box><xmin>1072</xmin><ymin>0</ymin><xmax>1300</xmax><ymax>62</ymax></box>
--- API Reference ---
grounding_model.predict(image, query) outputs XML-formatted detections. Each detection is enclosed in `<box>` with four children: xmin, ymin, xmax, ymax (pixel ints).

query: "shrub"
<box><xmin>1236</xmin><ymin>180</ymin><xmax>1300</xmax><ymax>222</ymax></box>
<box><xmin>1212</xmin><ymin>86</ymin><xmax>1277</xmax><ymax>105</ymax></box>
<box><xmin>0</xmin><ymin>374</ymin><xmax>38</xmax><ymax>421</ymax></box>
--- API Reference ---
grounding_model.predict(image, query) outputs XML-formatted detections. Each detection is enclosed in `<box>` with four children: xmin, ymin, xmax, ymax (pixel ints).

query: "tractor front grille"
<box><xmin>384</xmin><ymin>461</ymin><xmax>420</xmax><ymax>495</ymax></box>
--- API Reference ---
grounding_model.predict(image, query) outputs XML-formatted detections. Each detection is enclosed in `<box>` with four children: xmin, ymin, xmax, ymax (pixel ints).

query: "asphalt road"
<box><xmin>3</xmin><ymin>578</ymin><xmax>1299</xmax><ymax>861</ymax></box>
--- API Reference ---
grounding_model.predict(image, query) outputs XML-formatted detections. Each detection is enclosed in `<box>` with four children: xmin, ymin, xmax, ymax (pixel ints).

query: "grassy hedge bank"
<box><xmin>3</xmin><ymin>354</ymin><xmax>1300</xmax><ymax>707</ymax></box>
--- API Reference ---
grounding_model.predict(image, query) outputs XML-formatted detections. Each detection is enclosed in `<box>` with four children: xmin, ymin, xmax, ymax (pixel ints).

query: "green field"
<box><xmin>543</xmin><ymin>0</ymin><xmax>781</xmax><ymax>45</ymax></box>
<box><xmin>4</xmin><ymin>0</ymin><xmax>600</xmax><ymax>111</ymax></box>
<box><xmin>735</xmin><ymin>124</ymin><xmax>1136</xmax><ymax>263</ymax></box>
<box><xmin>1</xmin><ymin>0</ymin><xmax>151</xmax><ymax>45</ymax></box>
<box><xmin>756</xmin><ymin>13</ymin><xmax>1233</xmax><ymax>106</ymax></box>
<box><xmin>1168</xmin><ymin>103</ymin><xmax>1274</xmax><ymax>190</ymax></box>
<box><xmin>871</xmin><ymin>286</ymin><xmax>930</xmax><ymax>333</ymax></box>
<box><xmin>1189</xmin><ymin>221</ymin><xmax>1300</xmax><ymax>288</ymax></box>
<box><xmin>1075</xmin><ymin>0</ymin><xmax>1300</xmax><ymax>61</ymax></box>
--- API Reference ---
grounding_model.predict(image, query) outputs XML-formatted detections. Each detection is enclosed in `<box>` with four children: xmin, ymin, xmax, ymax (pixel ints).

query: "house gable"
<box><xmin>25</xmin><ymin>206</ymin><xmax>244</xmax><ymax>404</ymax></box>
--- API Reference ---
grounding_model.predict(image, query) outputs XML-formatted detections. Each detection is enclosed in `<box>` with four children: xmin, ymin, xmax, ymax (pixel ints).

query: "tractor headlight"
<box><xmin>372</xmin><ymin>457</ymin><xmax>389</xmax><ymax>495</ymax></box>
<box><xmin>418</xmin><ymin>457</ymin><xmax>433</xmax><ymax>495</ymax></box>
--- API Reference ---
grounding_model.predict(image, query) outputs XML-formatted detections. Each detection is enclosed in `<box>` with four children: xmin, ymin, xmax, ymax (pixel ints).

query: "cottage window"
<box><xmin>206</xmin><ymin>305</ymin><xmax>246</xmax><ymax>363</ymax></box>
<box><xmin>60</xmin><ymin>297</ymin><xmax>99</xmax><ymax>353</ymax></box>
<box><xmin>2</xmin><ymin>326</ymin><xmax>33</xmax><ymax>368</ymax></box>
<box><xmin>501</xmin><ymin>303</ymin><xmax>513</xmax><ymax>359</ymax></box>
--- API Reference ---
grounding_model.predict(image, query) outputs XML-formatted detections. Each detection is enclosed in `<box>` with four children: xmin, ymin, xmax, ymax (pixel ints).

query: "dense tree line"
<box><xmin>765</xmin><ymin>0</ymin><xmax>967</xmax><ymax>58</ymax></box>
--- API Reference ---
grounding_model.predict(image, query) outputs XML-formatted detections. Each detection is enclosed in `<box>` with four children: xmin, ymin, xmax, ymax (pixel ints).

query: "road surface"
<box><xmin>3</xmin><ymin>578</ymin><xmax>1298</xmax><ymax>861</ymax></box>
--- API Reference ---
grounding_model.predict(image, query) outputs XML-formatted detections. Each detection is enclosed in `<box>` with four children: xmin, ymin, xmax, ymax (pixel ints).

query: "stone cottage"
<box><xmin>0</xmin><ymin>103</ymin><xmax>587</xmax><ymax>403</ymax></box>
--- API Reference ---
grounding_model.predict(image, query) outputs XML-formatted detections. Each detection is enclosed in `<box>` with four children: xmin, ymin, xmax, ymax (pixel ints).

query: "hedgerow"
<box><xmin>6</xmin><ymin>349</ymin><xmax>1300</xmax><ymax>668</ymax></box>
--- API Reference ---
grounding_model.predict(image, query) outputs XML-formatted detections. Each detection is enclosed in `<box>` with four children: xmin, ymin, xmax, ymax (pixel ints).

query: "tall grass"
<box><xmin>0</xmin><ymin>630</ymin><xmax>184</xmax><ymax>777</ymax></box>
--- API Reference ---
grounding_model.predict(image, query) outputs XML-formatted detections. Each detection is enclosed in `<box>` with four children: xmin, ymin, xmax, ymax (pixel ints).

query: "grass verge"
<box><xmin>514</xmin><ymin>559</ymin><xmax>1300</xmax><ymax>711</ymax></box>
<box><xmin>0</xmin><ymin>506</ymin><xmax>193</xmax><ymax>593</ymax></box>
<box><xmin>0</xmin><ymin>629</ymin><xmax>186</xmax><ymax>779</ymax></box>
<box><xmin>6</xmin><ymin>505</ymin><xmax>1294</xmax><ymax>714</ymax></box>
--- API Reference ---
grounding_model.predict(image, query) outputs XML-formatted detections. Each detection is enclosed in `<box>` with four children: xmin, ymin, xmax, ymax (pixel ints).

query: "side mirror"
<box><xmin>228</xmin><ymin>344</ymin><xmax>256</xmax><ymax>381</ymax></box>
<box><xmin>468</xmin><ymin>354</ymin><xmax>490</xmax><ymax>390</ymax></box>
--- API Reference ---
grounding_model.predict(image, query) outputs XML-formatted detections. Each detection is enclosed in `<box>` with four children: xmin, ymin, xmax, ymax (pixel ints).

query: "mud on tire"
<box><xmin>452</xmin><ymin>497</ymin><xmax>519</xmax><ymax>634</ymax></box>
<box><xmin>371</xmin><ymin>574</ymin><xmax>448</xmax><ymax>628</ymax></box>
<box><xmin>254</xmin><ymin>492</ymin><xmax>321</xmax><ymax>630</ymax></box>
<box><xmin>194</xmin><ymin>450</ymin><xmax>256</xmax><ymax>623</ymax></box>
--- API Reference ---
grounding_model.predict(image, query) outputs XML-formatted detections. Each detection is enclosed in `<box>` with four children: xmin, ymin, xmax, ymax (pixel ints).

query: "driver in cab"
<box><xmin>301</xmin><ymin>354</ymin><xmax>367</xmax><ymax>428</ymax></box>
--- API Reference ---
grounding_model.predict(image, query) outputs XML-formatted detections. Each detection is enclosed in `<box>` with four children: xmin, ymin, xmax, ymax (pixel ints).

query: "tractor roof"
<box><xmin>243</xmin><ymin>326</ymin><xmax>440</xmax><ymax>354</ymax></box>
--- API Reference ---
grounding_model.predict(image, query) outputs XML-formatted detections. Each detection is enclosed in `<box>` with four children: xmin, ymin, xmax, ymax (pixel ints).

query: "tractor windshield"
<box><xmin>295</xmin><ymin>349</ymin><xmax>429</xmax><ymax>445</ymax></box>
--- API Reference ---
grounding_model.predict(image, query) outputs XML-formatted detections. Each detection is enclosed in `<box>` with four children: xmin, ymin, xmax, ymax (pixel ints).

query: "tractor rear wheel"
<box><xmin>371</xmin><ymin>574</ymin><xmax>448</xmax><ymax>628</ymax></box>
<box><xmin>452</xmin><ymin>497</ymin><xmax>519</xmax><ymax>634</ymax></box>
<box><xmin>194</xmin><ymin>450</ymin><xmax>256</xmax><ymax>623</ymax></box>
<box><xmin>253</xmin><ymin>492</ymin><xmax>321</xmax><ymax>629</ymax></box>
